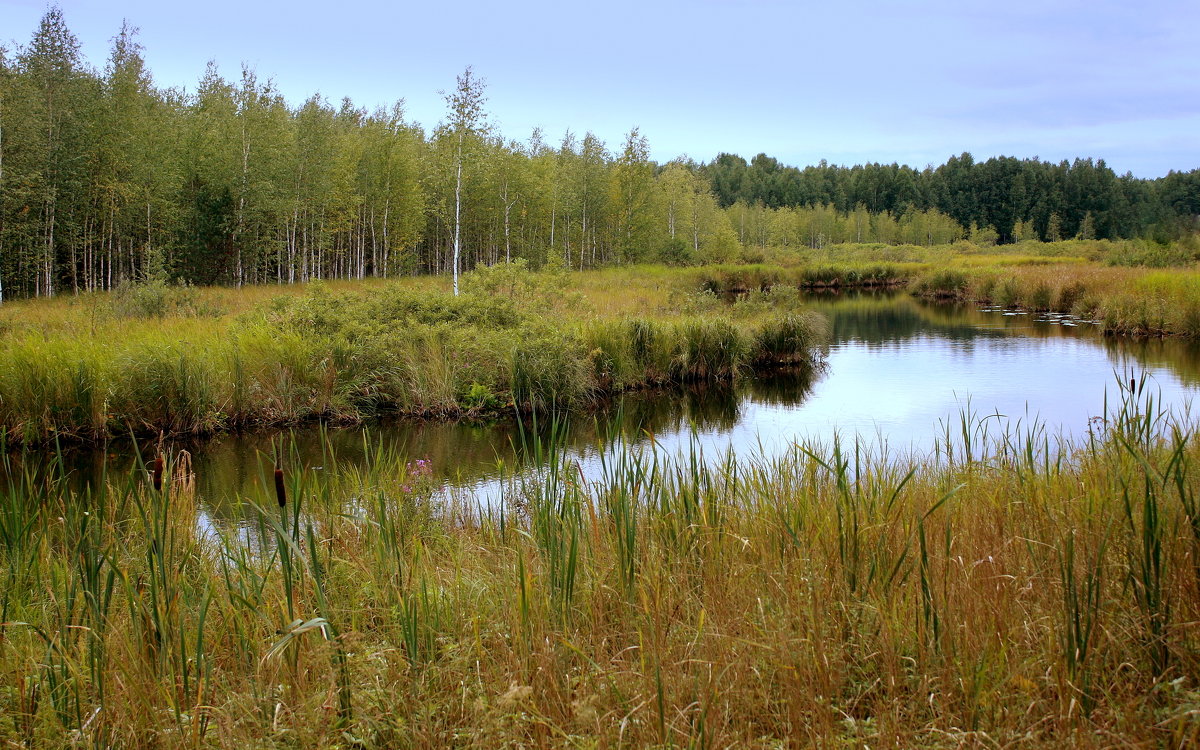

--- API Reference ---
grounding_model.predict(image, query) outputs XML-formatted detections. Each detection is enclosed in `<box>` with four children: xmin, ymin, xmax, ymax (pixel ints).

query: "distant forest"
<box><xmin>707</xmin><ymin>153</ymin><xmax>1200</xmax><ymax>246</ymax></box>
<box><xmin>2</xmin><ymin>9</ymin><xmax>1199</xmax><ymax>299</ymax></box>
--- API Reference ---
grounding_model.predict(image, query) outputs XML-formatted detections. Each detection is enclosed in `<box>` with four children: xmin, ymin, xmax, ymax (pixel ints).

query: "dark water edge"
<box><xmin>7</xmin><ymin>291</ymin><xmax>1200</xmax><ymax>529</ymax></box>
<box><xmin>1</xmin><ymin>368</ymin><xmax>822</xmax><ymax>517</ymax></box>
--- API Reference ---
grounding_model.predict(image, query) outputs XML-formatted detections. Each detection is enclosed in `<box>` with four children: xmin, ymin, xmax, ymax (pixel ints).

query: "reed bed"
<box><xmin>4</xmin><ymin>241</ymin><xmax>1200</xmax><ymax>447</ymax></box>
<box><xmin>1</xmin><ymin>379</ymin><xmax>1199</xmax><ymax>747</ymax></box>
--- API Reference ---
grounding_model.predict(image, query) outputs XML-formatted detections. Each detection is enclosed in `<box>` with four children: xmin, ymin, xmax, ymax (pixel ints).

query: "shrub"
<box><xmin>460</xmin><ymin>382</ymin><xmax>504</xmax><ymax>412</ymax></box>
<box><xmin>110</xmin><ymin>279</ymin><xmax>222</xmax><ymax>319</ymax></box>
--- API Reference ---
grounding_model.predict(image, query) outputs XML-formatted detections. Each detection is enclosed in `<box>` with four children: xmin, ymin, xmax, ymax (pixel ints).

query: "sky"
<box><xmin>3</xmin><ymin>0</ymin><xmax>1198</xmax><ymax>177</ymax></box>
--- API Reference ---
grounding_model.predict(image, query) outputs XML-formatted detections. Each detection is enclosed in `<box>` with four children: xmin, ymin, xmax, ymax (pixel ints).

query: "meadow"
<box><xmin>701</xmin><ymin>237</ymin><xmax>1200</xmax><ymax>337</ymax></box>
<box><xmin>3</xmin><ymin>240</ymin><xmax>1200</xmax><ymax>746</ymax></box>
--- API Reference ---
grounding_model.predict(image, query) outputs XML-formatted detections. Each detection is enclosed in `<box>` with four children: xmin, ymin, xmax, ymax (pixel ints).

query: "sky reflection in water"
<box><xmin>15</xmin><ymin>293</ymin><xmax>1200</xmax><ymax>531</ymax></box>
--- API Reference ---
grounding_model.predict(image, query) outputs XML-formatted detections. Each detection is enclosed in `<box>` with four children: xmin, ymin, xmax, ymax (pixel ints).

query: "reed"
<box><xmin>3</xmin><ymin>380</ymin><xmax>1200</xmax><ymax>745</ymax></box>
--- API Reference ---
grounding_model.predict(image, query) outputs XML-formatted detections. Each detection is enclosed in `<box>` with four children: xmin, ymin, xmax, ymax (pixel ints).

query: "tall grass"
<box><xmin>908</xmin><ymin>262</ymin><xmax>1200</xmax><ymax>337</ymax></box>
<box><xmin>688</xmin><ymin>243</ymin><xmax>1200</xmax><ymax>339</ymax></box>
<box><xmin>3</xmin><ymin>378</ymin><xmax>1200</xmax><ymax>745</ymax></box>
<box><xmin>0</xmin><ymin>267</ymin><xmax>827</xmax><ymax>445</ymax></box>
<box><xmin>7</xmin><ymin>251</ymin><xmax>1200</xmax><ymax>447</ymax></box>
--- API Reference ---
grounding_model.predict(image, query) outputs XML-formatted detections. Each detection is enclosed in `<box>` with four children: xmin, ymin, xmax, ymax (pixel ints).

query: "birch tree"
<box><xmin>612</xmin><ymin>128</ymin><xmax>655</xmax><ymax>263</ymax></box>
<box><xmin>18</xmin><ymin>8</ymin><xmax>89</xmax><ymax>296</ymax></box>
<box><xmin>359</xmin><ymin>102</ymin><xmax>424</xmax><ymax>277</ymax></box>
<box><xmin>442</xmin><ymin>67</ymin><xmax>488</xmax><ymax>295</ymax></box>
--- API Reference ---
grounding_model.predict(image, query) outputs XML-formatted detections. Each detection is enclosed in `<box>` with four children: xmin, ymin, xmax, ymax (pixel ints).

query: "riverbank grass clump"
<box><xmin>0</xmin><ymin>264</ymin><xmax>827</xmax><ymax>445</ymax></box>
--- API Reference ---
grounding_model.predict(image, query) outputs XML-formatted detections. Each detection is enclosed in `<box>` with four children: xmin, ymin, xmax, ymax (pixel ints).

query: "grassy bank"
<box><xmin>2</xmin><ymin>382</ymin><xmax>1200</xmax><ymax>746</ymax></box>
<box><xmin>0</xmin><ymin>264</ymin><xmax>825</xmax><ymax>445</ymax></box>
<box><xmin>698</xmin><ymin>237</ymin><xmax>1200</xmax><ymax>338</ymax></box>
<box><xmin>910</xmin><ymin>264</ymin><xmax>1200</xmax><ymax>337</ymax></box>
<box><xmin>4</xmin><ymin>237</ymin><xmax>1200</xmax><ymax>446</ymax></box>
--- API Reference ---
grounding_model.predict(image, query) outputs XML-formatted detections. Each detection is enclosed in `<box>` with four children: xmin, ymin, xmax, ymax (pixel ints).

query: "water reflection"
<box><xmin>8</xmin><ymin>292</ymin><xmax>1200</xmax><ymax>531</ymax></box>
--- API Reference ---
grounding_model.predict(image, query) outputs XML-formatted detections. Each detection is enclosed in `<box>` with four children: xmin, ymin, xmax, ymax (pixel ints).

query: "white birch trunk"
<box><xmin>381</xmin><ymin>197</ymin><xmax>390</xmax><ymax>278</ymax></box>
<box><xmin>453</xmin><ymin>145</ymin><xmax>463</xmax><ymax>295</ymax></box>
<box><xmin>236</xmin><ymin>120</ymin><xmax>250</xmax><ymax>288</ymax></box>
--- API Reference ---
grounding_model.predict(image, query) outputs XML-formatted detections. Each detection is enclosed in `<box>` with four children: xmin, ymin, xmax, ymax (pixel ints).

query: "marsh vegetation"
<box><xmin>3</xmin><ymin>378</ymin><xmax>1200</xmax><ymax>746</ymax></box>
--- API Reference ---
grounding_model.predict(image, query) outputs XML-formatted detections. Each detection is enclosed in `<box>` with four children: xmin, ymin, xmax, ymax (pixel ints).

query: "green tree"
<box><xmin>612</xmin><ymin>128</ymin><xmax>655</xmax><ymax>263</ymax></box>
<box><xmin>0</xmin><ymin>44</ymin><xmax>9</xmax><ymax>304</ymax></box>
<box><xmin>1046</xmin><ymin>212</ymin><xmax>1063</xmax><ymax>242</ymax></box>
<box><xmin>358</xmin><ymin>102</ymin><xmax>425</xmax><ymax>276</ymax></box>
<box><xmin>442</xmin><ymin>66</ymin><xmax>489</xmax><ymax>295</ymax></box>
<box><xmin>14</xmin><ymin>7</ymin><xmax>94</xmax><ymax>296</ymax></box>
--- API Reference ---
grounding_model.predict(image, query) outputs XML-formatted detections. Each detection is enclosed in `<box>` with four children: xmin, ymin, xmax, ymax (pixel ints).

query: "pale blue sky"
<box><xmin>4</xmin><ymin>0</ymin><xmax>1198</xmax><ymax>176</ymax></box>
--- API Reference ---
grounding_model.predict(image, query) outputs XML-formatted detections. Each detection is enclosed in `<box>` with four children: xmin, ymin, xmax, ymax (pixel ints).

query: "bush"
<box><xmin>460</xmin><ymin>382</ymin><xmax>504</xmax><ymax>412</ymax></box>
<box><xmin>110</xmin><ymin>279</ymin><xmax>222</xmax><ymax>319</ymax></box>
<box><xmin>1106</xmin><ymin>240</ymin><xmax>1197</xmax><ymax>268</ymax></box>
<box><xmin>658</xmin><ymin>237</ymin><xmax>695</xmax><ymax>266</ymax></box>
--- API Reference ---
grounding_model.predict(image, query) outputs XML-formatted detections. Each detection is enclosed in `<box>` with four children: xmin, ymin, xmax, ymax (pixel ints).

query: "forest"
<box><xmin>1</xmin><ymin>8</ymin><xmax>1198</xmax><ymax>301</ymax></box>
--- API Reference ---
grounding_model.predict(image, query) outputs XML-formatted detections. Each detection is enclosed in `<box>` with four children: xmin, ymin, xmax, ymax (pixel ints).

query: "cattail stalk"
<box><xmin>274</xmin><ymin>466</ymin><xmax>287</xmax><ymax>508</ymax></box>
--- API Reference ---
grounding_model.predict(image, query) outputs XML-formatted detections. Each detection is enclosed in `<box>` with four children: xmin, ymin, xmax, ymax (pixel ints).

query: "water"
<box><xmin>11</xmin><ymin>292</ymin><xmax>1200</xmax><ymax>525</ymax></box>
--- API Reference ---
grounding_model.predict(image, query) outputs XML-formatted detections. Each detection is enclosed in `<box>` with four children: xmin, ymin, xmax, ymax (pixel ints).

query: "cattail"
<box><xmin>152</xmin><ymin>455</ymin><xmax>164</xmax><ymax>492</ymax></box>
<box><xmin>274</xmin><ymin>466</ymin><xmax>287</xmax><ymax>508</ymax></box>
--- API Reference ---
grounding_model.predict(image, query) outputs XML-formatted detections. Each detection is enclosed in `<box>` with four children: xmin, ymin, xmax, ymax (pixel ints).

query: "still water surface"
<box><xmin>21</xmin><ymin>292</ymin><xmax>1200</xmax><ymax>525</ymax></box>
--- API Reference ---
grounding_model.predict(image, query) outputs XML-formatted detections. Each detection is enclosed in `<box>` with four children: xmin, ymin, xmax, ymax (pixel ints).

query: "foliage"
<box><xmin>707</xmin><ymin>152</ymin><xmax>1197</xmax><ymax>244</ymax></box>
<box><xmin>2</xmin><ymin>9</ymin><xmax>1198</xmax><ymax>303</ymax></box>
<box><xmin>109</xmin><ymin>278</ymin><xmax>223</xmax><ymax>319</ymax></box>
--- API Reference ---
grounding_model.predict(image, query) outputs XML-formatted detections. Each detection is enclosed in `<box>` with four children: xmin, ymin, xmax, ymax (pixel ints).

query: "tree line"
<box><xmin>1</xmin><ymin>11</ymin><xmax>755</xmax><ymax>300</ymax></box>
<box><xmin>2</xmin><ymin>9</ymin><xmax>1198</xmax><ymax>301</ymax></box>
<box><xmin>705</xmin><ymin>153</ymin><xmax>1200</xmax><ymax>245</ymax></box>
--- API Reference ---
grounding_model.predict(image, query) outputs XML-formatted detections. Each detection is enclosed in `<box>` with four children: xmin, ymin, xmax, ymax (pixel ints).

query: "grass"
<box><xmin>8</xmin><ymin>245</ymin><xmax>1200</xmax><ymax>746</ymax></box>
<box><xmin>0</xmin><ymin>264</ymin><xmax>827</xmax><ymax>445</ymax></box>
<box><xmin>1</xmin><ymin>380</ymin><xmax>1200</xmax><ymax>746</ymax></box>
<box><xmin>692</xmin><ymin>237</ymin><xmax>1200</xmax><ymax>339</ymax></box>
<box><xmin>907</xmin><ymin>263</ymin><xmax>1200</xmax><ymax>337</ymax></box>
<box><xmin>5</xmin><ymin>237</ymin><xmax>1200</xmax><ymax>446</ymax></box>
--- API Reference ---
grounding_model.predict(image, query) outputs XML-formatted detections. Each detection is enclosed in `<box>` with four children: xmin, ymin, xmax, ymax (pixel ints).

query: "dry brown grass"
<box><xmin>3</xmin><ymin>391</ymin><xmax>1200</xmax><ymax>747</ymax></box>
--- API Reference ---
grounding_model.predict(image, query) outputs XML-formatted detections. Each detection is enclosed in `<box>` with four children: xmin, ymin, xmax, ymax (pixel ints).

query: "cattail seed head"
<box><xmin>274</xmin><ymin>466</ymin><xmax>287</xmax><ymax>508</ymax></box>
<box><xmin>152</xmin><ymin>455</ymin><xmax>164</xmax><ymax>492</ymax></box>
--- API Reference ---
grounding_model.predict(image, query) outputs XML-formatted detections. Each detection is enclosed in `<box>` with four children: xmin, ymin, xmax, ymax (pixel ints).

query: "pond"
<box><xmin>11</xmin><ymin>291</ymin><xmax>1200</xmax><ymax>528</ymax></box>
